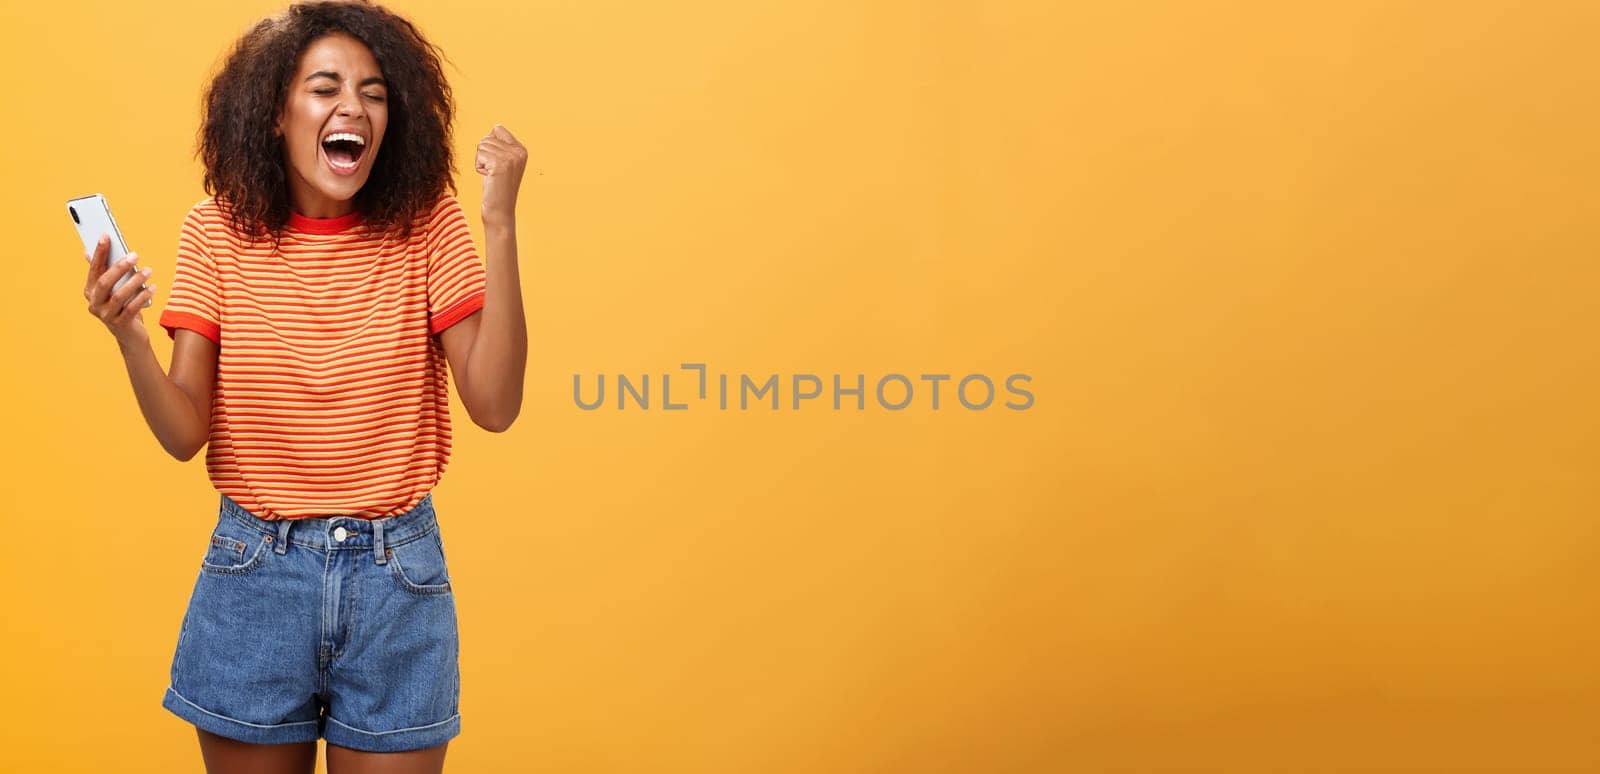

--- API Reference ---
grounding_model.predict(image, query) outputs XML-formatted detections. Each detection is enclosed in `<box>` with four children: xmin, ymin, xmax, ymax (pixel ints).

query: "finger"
<box><xmin>113</xmin><ymin>283</ymin><xmax>157</xmax><ymax>323</ymax></box>
<box><xmin>490</xmin><ymin>124</ymin><xmax>517</xmax><ymax>143</ymax></box>
<box><xmin>105</xmin><ymin>276</ymin><xmax>149</xmax><ymax>324</ymax></box>
<box><xmin>481</xmin><ymin>138</ymin><xmax>525</xmax><ymax>164</ymax></box>
<box><xmin>112</xmin><ymin>265</ymin><xmax>155</xmax><ymax>308</ymax></box>
<box><xmin>129</xmin><ymin>282</ymin><xmax>157</xmax><ymax>311</ymax></box>
<box><xmin>476</xmin><ymin>140</ymin><xmax>511</xmax><ymax>169</ymax></box>
<box><xmin>90</xmin><ymin>253</ymin><xmax>137</xmax><ymax>306</ymax></box>
<box><xmin>83</xmin><ymin>233</ymin><xmax>110</xmax><ymax>294</ymax></box>
<box><xmin>92</xmin><ymin>253</ymin><xmax>140</xmax><ymax>306</ymax></box>
<box><xmin>475</xmin><ymin>147</ymin><xmax>505</xmax><ymax>173</ymax></box>
<box><xmin>108</xmin><ymin>290</ymin><xmax>150</xmax><ymax>327</ymax></box>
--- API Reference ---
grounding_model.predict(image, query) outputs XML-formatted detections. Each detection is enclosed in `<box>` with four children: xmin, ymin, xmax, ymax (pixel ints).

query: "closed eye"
<box><xmin>313</xmin><ymin>87</ymin><xmax>383</xmax><ymax>102</ymax></box>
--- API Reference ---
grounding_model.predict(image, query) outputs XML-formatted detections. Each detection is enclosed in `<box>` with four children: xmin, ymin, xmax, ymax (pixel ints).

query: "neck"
<box><xmin>287</xmin><ymin>173</ymin><xmax>355</xmax><ymax>218</ymax></box>
<box><xmin>290</xmin><ymin>196</ymin><xmax>355</xmax><ymax>219</ymax></box>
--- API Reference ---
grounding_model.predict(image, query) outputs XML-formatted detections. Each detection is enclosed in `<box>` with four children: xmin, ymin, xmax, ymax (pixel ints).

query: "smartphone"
<box><xmin>67</xmin><ymin>193</ymin><xmax>142</xmax><ymax>299</ymax></box>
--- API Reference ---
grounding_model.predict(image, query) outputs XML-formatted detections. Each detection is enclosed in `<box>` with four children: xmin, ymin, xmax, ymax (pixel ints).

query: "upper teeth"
<box><xmin>325</xmin><ymin>132</ymin><xmax>365</xmax><ymax>145</ymax></box>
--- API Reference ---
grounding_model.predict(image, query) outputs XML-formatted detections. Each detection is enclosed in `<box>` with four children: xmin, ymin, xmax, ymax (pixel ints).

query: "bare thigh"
<box><xmin>196</xmin><ymin>727</ymin><xmax>317</xmax><ymax>774</ymax></box>
<box><xmin>327</xmin><ymin>741</ymin><xmax>449</xmax><ymax>774</ymax></box>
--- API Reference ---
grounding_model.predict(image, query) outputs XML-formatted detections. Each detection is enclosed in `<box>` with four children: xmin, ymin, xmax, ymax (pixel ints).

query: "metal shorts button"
<box><xmin>334</xmin><ymin>526</ymin><xmax>348</xmax><ymax>542</ymax></box>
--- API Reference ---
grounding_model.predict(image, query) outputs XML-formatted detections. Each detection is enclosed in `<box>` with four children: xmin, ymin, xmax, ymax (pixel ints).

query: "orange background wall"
<box><xmin>2</xmin><ymin>0</ymin><xmax>1596</xmax><ymax>771</ymax></box>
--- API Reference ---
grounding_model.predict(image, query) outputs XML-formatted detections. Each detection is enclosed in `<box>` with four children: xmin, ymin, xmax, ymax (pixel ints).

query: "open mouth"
<box><xmin>321</xmin><ymin>132</ymin><xmax>367</xmax><ymax>175</ymax></box>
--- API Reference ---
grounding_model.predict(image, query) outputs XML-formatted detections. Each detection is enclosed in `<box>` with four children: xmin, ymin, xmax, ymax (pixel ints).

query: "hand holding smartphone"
<box><xmin>67</xmin><ymin>193</ymin><xmax>144</xmax><ymax>298</ymax></box>
<box><xmin>70</xmin><ymin>193</ymin><xmax>156</xmax><ymax>340</ymax></box>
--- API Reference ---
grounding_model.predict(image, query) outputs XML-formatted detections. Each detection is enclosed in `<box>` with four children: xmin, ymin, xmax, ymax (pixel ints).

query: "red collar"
<box><xmin>288</xmin><ymin>208</ymin><xmax>364</xmax><ymax>234</ymax></box>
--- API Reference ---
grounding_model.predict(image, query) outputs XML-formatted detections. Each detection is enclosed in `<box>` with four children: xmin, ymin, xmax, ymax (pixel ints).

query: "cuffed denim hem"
<box><xmin>323</xmin><ymin>712</ymin><xmax>460</xmax><ymax>753</ymax></box>
<box><xmin>162</xmin><ymin>685</ymin><xmax>321</xmax><ymax>745</ymax></box>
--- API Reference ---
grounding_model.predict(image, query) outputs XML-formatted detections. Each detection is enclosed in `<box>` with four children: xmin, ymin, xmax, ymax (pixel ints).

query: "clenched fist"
<box><xmin>475</xmin><ymin>123</ymin><xmax>528</xmax><ymax>229</ymax></box>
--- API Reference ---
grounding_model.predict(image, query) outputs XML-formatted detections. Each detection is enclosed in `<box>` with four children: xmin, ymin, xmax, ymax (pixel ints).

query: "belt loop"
<box><xmin>275</xmin><ymin>518</ymin><xmax>292</xmax><ymax>554</ymax></box>
<box><xmin>373</xmin><ymin>517</ymin><xmax>387</xmax><ymax>565</ymax></box>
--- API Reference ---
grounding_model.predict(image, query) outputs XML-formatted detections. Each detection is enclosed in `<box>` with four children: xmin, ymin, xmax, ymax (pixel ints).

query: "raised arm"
<box><xmin>437</xmin><ymin>123</ymin><xmax>529</xmax><ymax>432</ymax></box>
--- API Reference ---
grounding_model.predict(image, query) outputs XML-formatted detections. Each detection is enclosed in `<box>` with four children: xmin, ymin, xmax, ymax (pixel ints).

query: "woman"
<box><xmin>79</xmin><ymin>1</ymin><xmax>527</xmax><ymax>771</ymax></box>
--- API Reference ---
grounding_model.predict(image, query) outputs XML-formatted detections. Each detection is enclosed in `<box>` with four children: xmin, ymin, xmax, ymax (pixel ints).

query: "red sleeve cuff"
<box><xmin>159</xmin><ymin>310</ymin><xmax>221</xmax><ymax>345</ymax></box>
<box><xmin>430</xmin><ymin>291</ymin><xmax>486</xmax><ymax>335</ymax></box>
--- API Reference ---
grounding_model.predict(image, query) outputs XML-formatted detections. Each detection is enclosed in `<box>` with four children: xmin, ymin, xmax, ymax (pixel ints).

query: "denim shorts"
<box><xmin>162</xmin><ymin>492</ymin><xmax>461</xmax><ymax>753</ymax></box>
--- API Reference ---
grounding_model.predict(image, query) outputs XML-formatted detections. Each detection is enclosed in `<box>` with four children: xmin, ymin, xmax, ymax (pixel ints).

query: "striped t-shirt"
<box><xmin>158</xmin><ymin>194</ymin><xmax>487</xmax><ymax>521</ymax></box>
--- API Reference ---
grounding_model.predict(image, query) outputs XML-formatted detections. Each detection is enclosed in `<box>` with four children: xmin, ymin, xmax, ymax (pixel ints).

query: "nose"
<box><xmin>336</xmin><ymin>97</ymin><xmax>363</xmax><ymax>118</ymax></box>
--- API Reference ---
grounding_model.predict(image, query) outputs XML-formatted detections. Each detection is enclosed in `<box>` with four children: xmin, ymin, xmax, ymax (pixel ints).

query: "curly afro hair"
<box><xmin>198</xmin><ymin>0</ymin><xmax>455</xmax><ymax>243</ymax></box>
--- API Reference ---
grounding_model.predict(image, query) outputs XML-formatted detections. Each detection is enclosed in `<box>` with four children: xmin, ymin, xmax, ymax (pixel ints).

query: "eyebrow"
<box><xmin>305</xmin><ymin>71</ymin><xmax>386</xmax><ymax>87</ymax></box>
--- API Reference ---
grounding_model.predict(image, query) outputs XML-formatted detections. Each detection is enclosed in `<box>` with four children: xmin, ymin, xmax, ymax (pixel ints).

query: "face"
<box><xmin>275</xmin><ymin>33</ymin><xmax>389</xmax><ymax>217</ymax></box>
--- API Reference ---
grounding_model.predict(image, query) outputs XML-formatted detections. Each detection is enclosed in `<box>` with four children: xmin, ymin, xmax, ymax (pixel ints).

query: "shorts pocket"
<box><xmin>386</xmin><ymin>530</ymin><xmax>452</xmax><ymax>595</ymax></box>
<box><xmin>199</xmin><ymin>519</ymin><xmax>273</xmax><ymax>576</ymax></box>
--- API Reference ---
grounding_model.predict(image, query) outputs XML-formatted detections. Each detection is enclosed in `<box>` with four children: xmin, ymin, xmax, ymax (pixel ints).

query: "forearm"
<box><xmin>117</xmin><ymin>333</ymin><xmax>209</xmax><ymax>461</ymax></box>
<box><xmin>465</xmin><ymin>221</ymin><xmax>528</xmax><ymax>430</ymax></box>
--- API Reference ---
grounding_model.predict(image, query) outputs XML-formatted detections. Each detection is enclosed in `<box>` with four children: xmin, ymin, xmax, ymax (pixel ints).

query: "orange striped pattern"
<box><xmin>158</xmin><ymin>195</ymin><xmax>487</xmax><ymax>520</ymax></box>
